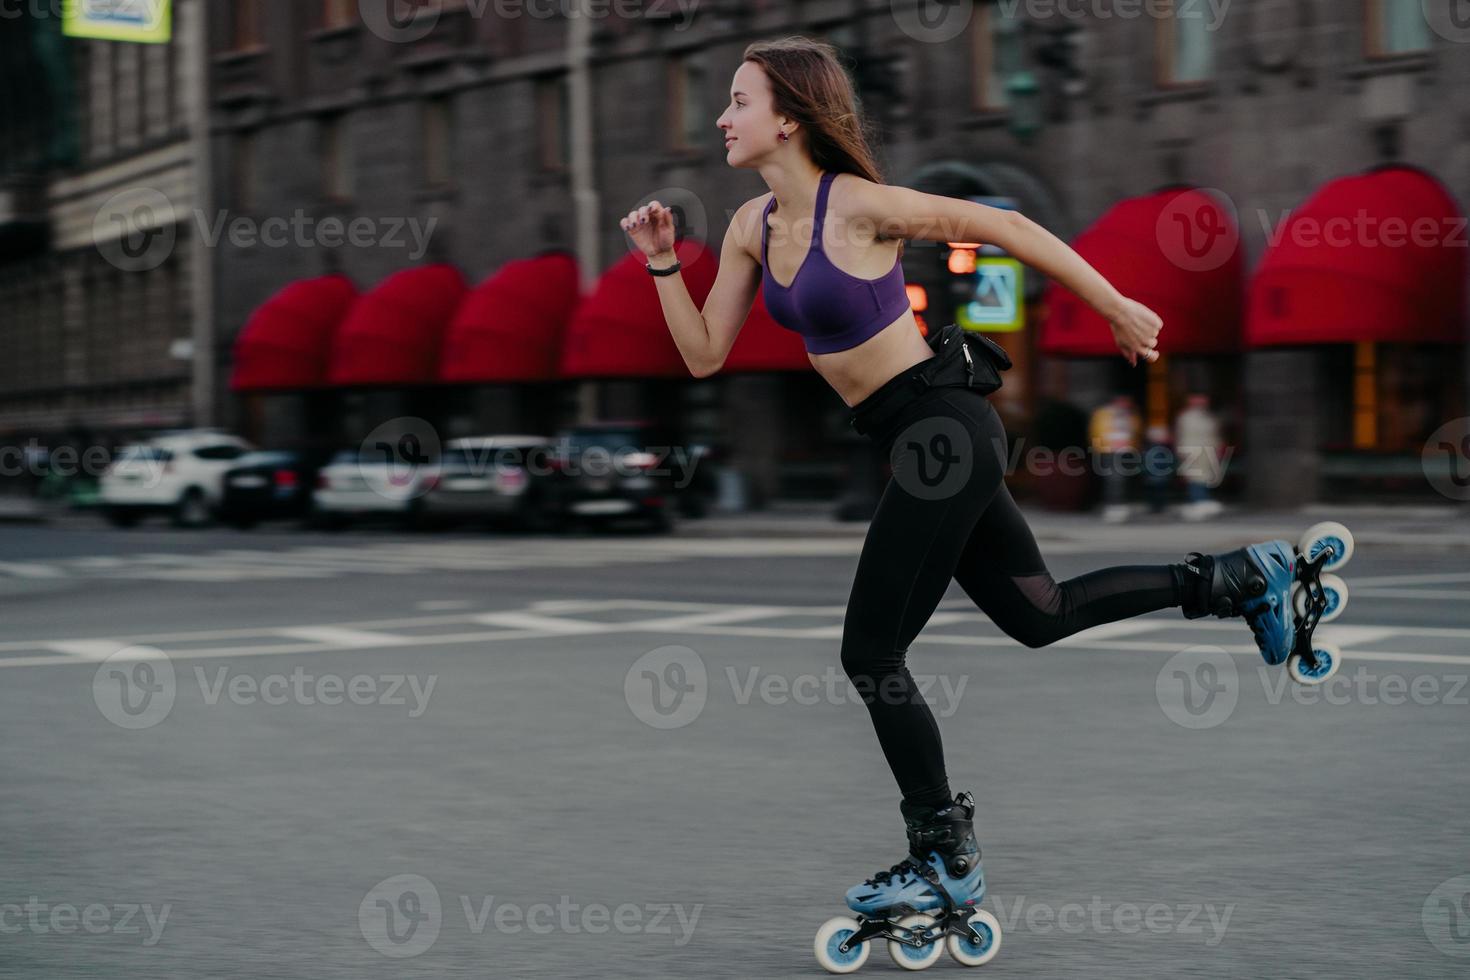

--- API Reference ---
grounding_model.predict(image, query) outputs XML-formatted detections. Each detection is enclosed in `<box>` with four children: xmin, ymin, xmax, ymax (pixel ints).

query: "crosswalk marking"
<box><xmin>5</xmin><ymin>599</ymin><xmax>1470</xmax><ymax>671</ymax></box>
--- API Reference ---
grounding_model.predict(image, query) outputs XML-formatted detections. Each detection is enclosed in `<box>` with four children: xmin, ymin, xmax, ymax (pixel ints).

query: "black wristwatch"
<box><xmin>647</xmin><ymin>258</ymin><xmax>682</xmax><ymax>276</ymax></box>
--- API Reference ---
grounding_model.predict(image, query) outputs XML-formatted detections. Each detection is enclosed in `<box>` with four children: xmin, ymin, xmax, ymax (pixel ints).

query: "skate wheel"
<box><xmin>1291</xmin><ymin>573</ymin><xmax>1349</xmax><ymax>623</ymax></box>
<box><xmin>1287</xmin><ymin>641</ymin><xmax>1341</xmax><ymax>686</ymax></box>
<box><xmin>888</xmin><ymin>912</ymin><xmax>943</xmax><ymax>970</ymax></box>
<box><xmin>815</xmin><ymin>916</ymin><xmax>870</xmax><ymax>974</ymax></box>
<box><xmin>1317</xmin><ymin>573</ymin><xmax>1348</xmax><ymax>622</ymax></box>
<box><xmin>1299</xmin><ymin>522</ymin><xmax>1354</xmax><ymax>572</ymax></box>
<box><xmin>948</xmin><ymin>908</ymin><xmax>1003</xmax><ymax>967</ymax></box>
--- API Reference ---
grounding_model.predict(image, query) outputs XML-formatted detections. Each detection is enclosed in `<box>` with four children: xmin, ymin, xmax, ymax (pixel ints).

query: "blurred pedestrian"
<box><xmin>1176</xmin><ymin>393</ymin><xmax>1224</xmax><ymax>520</ymax></box>
<box><xmin>1142</xmin><ymin>422</ymin><xmax>1175</xmax><ymax>515</ymax></box>
<box><xmin>1089</xmin><ymin>394</ymin><xmax>1140</xmax><ymax>523</ymax></box>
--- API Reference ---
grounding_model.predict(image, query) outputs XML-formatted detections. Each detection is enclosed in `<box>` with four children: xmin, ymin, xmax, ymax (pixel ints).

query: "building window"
<box><xmin>233</xmin><ymin>130</ymin><xmax>258</xmax><ymax>211</ymax></box>
<box><xmin>1157</xmin><ymin>0</ymin><xmax>1214</xmax><ymax>86</ymax></box>
<box><xmin>535</xmin><ymin>75</ymin><xmax>570</xmax><ymax>170</ymax></box>
<box><xmin>971</xmin><ymin>1</ymin><xmax>1014</xmax><ymax>111</ymax></box>
<box><xmin>234</xmin><ymin>0</ymin><xmax>263</xmax><ymax>51</ymax></box>
<box><xmin>321</xmin><ymin>0</ymin><xmax>356</xmax><ymax>30</ymax></box>
<box><xmin>422</xmin><ymin>97</ymin><xmax>453</xmax><ymax>189</ymax></box>
<box><xmin>320</xmin><ymin>114</ymin><xmax>352</xmax><ymax>201</ymax></box>
<box><xmin>666</xmin><ymin>53</ymin><xmax>706</xmax><ymax>151</ymax></box>
<box><xmin>1365</xmin><ymin>0</ymin><xmax>1430</xmax><ymax>57</ymax></box>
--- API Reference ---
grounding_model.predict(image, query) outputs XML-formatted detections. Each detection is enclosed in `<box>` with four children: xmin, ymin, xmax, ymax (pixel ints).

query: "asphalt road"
<box><xmin>2</xmin><ymin>514</ymin><xmax>1468</xmax><ymax>979</ymax></box>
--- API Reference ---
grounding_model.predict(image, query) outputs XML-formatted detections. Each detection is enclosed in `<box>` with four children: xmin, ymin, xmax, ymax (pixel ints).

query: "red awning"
<box><xmin>230</xmin><ymin>275</ymin><xmax>357</xmax><ymax>391</ymax></box>
<box><xmin>328</xmin><ymin>265</ymin><xmax>468</xmax><ymax>386</ymax></box>
<box><xmin>560</xmin><ymin>240</ymin><xmax>809</xmax><ymax>378</ymax></box>
<box><xmin>440</xmin><ymin>253</ymin><xmax>581</xmax><ymax>383</ymax></box>
<box><xmin>1247</xmin><ymin>166</ymin><xmax>1468</xmax><ymax>346</ymax></box>
<box><xmin>1040</xmin><ymin>187</ymin><xmax>1244</xmax><ymax>357</ymax></box>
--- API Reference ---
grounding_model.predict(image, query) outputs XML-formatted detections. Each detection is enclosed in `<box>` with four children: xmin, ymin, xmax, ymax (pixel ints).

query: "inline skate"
<box><xmin>1178</xmin><ymin>521</ymin><xmax>1354</xmax><ymax>685</ymax></box>
<box><xmin>814</xmin><ymin>791</ymin><xmax>1002</xmax><ymax>972</ymax></box>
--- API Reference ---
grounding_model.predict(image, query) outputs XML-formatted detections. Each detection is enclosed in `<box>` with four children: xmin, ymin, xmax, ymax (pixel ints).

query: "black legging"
<box><xmin>842</xmin><ymin>382</ymin><xmax>1187</xmax><ymax>808</ymax></box>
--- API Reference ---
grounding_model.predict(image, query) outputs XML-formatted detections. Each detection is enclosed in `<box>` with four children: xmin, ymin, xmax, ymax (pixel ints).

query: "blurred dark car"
<box><xmin>552</xmin><ymin>421</ymin><xmax>715</xmax><ymax>532</ymax></box>
<box><xmin>416</xmin><ymin>435</ymin><xmax>561</xmax><ymax>532</ymax></box>
<box><xmin>218</xmin><ymin>449</ymin><xmax>332</xmax><ymax>529</ymax></box>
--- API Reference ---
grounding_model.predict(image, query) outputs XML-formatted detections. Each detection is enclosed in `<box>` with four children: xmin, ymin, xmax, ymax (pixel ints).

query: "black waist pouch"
<box><xmin>937</xmin><ymin>321</ymin><xmax>1013</xmax><ymax>395</ymax></box>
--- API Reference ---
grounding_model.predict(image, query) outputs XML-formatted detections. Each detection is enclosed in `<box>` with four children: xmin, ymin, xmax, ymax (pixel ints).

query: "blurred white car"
<box><xmin>309</xmin><ymin>447</ymin><xmax>441</xmax><ymax>528</ymax></box>
<box><xmin>99</xmin><ymin>430</ymin><xmax>255</xmax><ymax>527</ymax></box>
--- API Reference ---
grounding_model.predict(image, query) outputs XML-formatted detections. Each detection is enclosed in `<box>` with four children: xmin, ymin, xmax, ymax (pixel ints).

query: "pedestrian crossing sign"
<box><xmin>64</xmin><ymin>0</ymin><xmax>172</xmax><ymax>44</ymax></box>
<box><xmin>958</xmin><ymin>257</ymin><xmax>1025</xmax><ymax>333</ymax></box>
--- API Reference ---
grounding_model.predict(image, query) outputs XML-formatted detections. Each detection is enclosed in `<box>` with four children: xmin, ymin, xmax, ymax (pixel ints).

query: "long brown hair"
<box><xmin>742</xmin><ymin>37</ymin><xmax>898</xmax><ymax>249</ymax></box>
<box><xmin>742</xmin><ymin>37</ymin><xmax>886</xmax><ymax>180</ymax></box>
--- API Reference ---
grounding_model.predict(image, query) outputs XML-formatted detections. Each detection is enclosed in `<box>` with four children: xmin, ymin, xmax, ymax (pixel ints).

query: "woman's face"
<box><xmin>716</xmin><ymin>61</ymin><xmax>785</xmax><ymax>168</ymax></box>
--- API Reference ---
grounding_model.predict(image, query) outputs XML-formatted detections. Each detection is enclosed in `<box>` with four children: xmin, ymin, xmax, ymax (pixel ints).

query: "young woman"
<box><xmin>620</xmin><ymin>36</ymin><xmax>1346</xmax><ymax>970</ymax></box>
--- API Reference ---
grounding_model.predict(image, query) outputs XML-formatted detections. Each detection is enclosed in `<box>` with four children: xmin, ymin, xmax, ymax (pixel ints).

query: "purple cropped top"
<box><xmin>760</xmin><ymin>171</ymin><xmax>910</xmax><ymax>354</ymax></box>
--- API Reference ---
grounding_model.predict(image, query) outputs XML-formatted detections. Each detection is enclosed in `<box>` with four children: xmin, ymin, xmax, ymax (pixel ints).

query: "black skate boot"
<box><xmin>1177</xmin><ymin>545</ymin><xmax>1276</xmax><ymax>620</ymax></box>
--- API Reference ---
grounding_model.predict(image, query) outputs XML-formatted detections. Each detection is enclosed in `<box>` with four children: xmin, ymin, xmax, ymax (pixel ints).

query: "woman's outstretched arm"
<box><xmin>846</xmin><ymin>181</ymin><xmax>1163</xmax><ymax>366</ymax></box>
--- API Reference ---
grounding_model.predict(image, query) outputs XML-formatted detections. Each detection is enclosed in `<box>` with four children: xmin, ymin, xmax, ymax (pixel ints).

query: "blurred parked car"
<box><xmin>416</xmin><ymin>435</ymin><xmax>560</xmax><ymax>531</ymax></box>
<box><xmin>99</xmin><ymin>430</ymin><xmax>254</xmax><ymax>527</ymax></box>
<box><xmin>218</xmin><ymin>449</ymin><xmax>334</xmax><ymax>529</ymax></box>
<box><xmin>310</xmin><ymin>446</ymin><xmax>440</xmax><ymax>529</ymax></box>
<box><xmin>553</xmin><ymin>421</ymin><xmax>711</xmax><ymax>533</ymax></box>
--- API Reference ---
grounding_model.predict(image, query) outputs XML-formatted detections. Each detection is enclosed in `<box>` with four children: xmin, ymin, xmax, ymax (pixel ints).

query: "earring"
<box><xmin>777</xmin><ymin>131</ymin><xmax>788</xmax><ymax>142</ymax></box>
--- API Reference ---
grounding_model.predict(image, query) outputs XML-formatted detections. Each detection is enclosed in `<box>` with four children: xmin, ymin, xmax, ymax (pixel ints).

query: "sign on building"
<box><xmin>63</xmin><ymin>0</ymin><xmax>172</xmax><ymax>44</ymax></box>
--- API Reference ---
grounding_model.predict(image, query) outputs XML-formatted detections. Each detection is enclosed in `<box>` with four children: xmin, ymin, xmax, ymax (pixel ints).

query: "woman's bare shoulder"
<box><xmin>728</xmin><ymin>193</ymin><xmax>775</xmax><ymax>261</ymax></box>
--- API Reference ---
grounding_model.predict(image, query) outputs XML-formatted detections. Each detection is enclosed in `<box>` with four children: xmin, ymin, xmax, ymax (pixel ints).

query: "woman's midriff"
<box><xmin>810</xmin><ymin>312</ymin><xmax>938</xmax><ymax>408</ymax></box>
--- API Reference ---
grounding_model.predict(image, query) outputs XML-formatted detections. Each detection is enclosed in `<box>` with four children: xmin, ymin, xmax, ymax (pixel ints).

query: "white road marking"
<box><xmin>3</xmin><ymin>600</ymin><xmax>1469</xmax><ymax>671</ymax></box>
<box><xmin>275</xmin><ymin>627</ymin><xmax>409</xmax><ymax>648</ymax></box>
<box><xmin>0</xmin><ymin>561</ymin><xmax>64</xmax><ymax>578</ymax></box>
